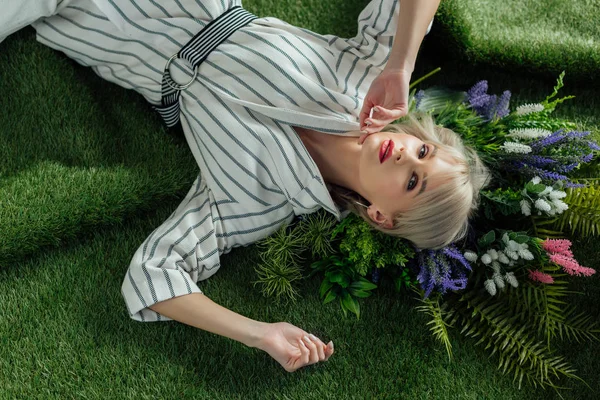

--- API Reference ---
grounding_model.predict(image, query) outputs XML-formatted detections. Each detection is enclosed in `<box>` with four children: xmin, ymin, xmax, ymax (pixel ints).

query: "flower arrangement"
<box><xmin>253</xmin><ymin>72</ymin><xmax>599</xmax><ymax>390</ymax></box>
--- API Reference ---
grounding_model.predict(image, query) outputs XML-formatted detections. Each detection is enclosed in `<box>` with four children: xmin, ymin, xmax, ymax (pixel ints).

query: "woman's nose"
<box><xmin>394</xmin><ymin>145</ymin><xmax>406</xmax><ymax>163</ymax></box>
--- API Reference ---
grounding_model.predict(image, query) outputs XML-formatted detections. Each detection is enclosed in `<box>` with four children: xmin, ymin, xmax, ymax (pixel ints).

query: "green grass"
<box><xmin>0</xmin><ymin>0</ymin><xmax>599</xmax><ymax>398</ymax></box>
<box><xmin>435</xmin><ymin>0</ymin><xmax>600</xmax><ymax>81</ymax></box>
<box><xmin>1</xmin><ymin>206</ymin><xmax>598</xmax><ymax>399</ymax></box>
<box><xmin>0</xmin><ymin>30</ymin><xmax>198</xmax><ymax>265</ymax></box>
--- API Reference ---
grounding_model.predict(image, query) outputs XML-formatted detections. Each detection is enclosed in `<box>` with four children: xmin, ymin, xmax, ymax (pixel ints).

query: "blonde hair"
<box><xmin>329</xmin><ymin>113</ymin><xmax>490</xmax><ymax>249</ymax></box>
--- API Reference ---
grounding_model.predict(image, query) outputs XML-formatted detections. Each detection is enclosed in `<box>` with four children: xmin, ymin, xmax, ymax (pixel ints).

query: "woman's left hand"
<box><xmin>256</xmin><ymin>322</ymin><xmax>334</xmax><ymax>372</ymax></box>
<box><xmin>359</xmin><ymin>68</ymin><xmax>412</xmax><ymax>133</ymax></box>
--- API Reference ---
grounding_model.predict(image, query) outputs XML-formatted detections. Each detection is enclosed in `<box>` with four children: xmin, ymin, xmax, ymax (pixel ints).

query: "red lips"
<box><xmin>379</xmin><ymin>139</ymin><xmax>394</xmax><ymax>163</ymax></box>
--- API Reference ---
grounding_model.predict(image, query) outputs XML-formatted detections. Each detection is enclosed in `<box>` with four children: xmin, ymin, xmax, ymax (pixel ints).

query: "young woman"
<box><xmin>2</xmin><ymin>0</ymin><xmax>488</xmax><ymax>372</ymax></box>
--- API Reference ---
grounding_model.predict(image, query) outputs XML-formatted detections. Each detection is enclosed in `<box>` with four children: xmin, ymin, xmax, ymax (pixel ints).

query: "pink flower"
<box><xmin>542</xmin><ymin>239</ymin><xmax>573</xmax><ymax>256</ymax></box>
<box><xmin>549</xmin><ymin>254</ymin><xmax>596</xmax><ymax>277</ymax></box>
<box><xmin>528</xmin><ymin>270</ymin><xmax>555</xmax><ymax>284</ymax></box>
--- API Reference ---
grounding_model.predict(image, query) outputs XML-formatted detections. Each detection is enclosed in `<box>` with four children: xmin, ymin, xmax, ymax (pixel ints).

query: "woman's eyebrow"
<box><xmin>417</xmin><ymin>173</ymin><xmax>428</xmax><ymax>196</ymax></box>
<box><xmin>430</xmin><ymin>144</ymin><xmax>438</xmax><ymax>158</ymax></box>
<box><xmin>415</xmin><ymin>145</ymin><xmax>437</xmax><ymax>197</ymax></box>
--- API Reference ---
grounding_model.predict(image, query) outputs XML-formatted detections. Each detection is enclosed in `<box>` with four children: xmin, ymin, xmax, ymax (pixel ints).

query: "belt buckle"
<box><xmin>164</xmin><ymin>53</ymin><xmax>198</xmax><ymax>91</ymax></box>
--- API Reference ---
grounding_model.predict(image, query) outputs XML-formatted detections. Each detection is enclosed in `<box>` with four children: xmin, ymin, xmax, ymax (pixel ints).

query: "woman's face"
<box><xmin>358</xmin><ymin>131</ymin><xmax>454</xmax><ymax>225</ymax></box>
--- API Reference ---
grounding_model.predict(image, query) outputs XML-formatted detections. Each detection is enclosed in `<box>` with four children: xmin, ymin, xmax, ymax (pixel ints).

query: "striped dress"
<box><xmin>18</xmin><ymin>0</ymin><xmax>403</xmax><ymax>321</ymax></box>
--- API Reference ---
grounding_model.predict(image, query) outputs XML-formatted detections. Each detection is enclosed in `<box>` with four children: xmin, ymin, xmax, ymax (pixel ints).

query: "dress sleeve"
<box><xmin>121</xmin><ymin>174</ymin><xmax>222</xmax><ymax>322</ymax></box>
<box><xmin>0</xmin><ymin>0</ymin><xmax>61</xmax><ymax>44</ymax></box>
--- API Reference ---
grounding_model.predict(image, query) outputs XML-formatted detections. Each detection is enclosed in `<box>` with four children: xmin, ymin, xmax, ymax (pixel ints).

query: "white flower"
<box><xmin>493</xmin><ymin>273</ymin><xmax>506</xmax><ymax>290</ymax></box>
<box><xmin>491</xmin><ymin>261</ymin><xmax>501</xmax><ymax>273</ymax></box>
<box><xmin>504</xmin><ymin>272</ymin><xmax>519</xmax><ymax>288</ymax></box>
<box><xmin>484</xmin><ymin>279</ymin><xmax>497</xmax><ymax>296</ymax></box>
<box><xmin>507</xmin><ymin>128</ymin><xmax>552</xmax><ymax>139</ymax></box>
<box><xmin>487</xmin><ymin>249</ymin><xmax>499</xmax><ymax>260</ymax></box>
<box><xmin>520</xmin><ymin>243</ymin><xmax>529</xmax><ymax>250</ymax></box>
<box><xmin>534</xmin><ymin>198</ymin><xmax>552</xmax><ymax>212</ymax></box>
<box><xmin>509</xmin><ymin>261</ymin><xmax>515</xmax><ymax>266</ymax></box>
<box><xmin>515</xmin><ymin>103</ymin><xmax>545</xmax><ymax>116</ymax></box>
<box><xmin>518</xmin><ymin>248</ymin><xmax>534</xmax><ymax>260</ymax></box>
<box><xmin>504</xmin><ymin>250</ymin><xmax>519</xmax><ymax>260</ymax></box>
<box><xmin>501</xmin><ymin>142</ymin><xmax>532</xmax><ymax>154</ymax></box>
<box><xmin>531</xmin><ymin>176</ymin><xmax>542</xmax><ymax>185</ymax></box>
<box><xmin>502</xmin><ymin>233</ymin><xmax>510</xmax><ymax>245</ymax></box>
<box><xmin>464</xmin><ymin>250</ymin><xmax>478</xmax><ymax>262</ymax></box>
<box><xmin>508</xmin><ymin>240</ymin><xmax>520</xmax><ymax>252</ymax></box>
<box><xmin>549</xmin><ymin>190</ymin><xmax>567</xmax><ymax>200</ymax></box>
<box><xmin>481</xmin><ymin>254</ymin><xmax>492</xmax><ymax>265</ymax></box>
<box><xmin>552</xmin><ymin>199</ymin><xmax>569</xmax><ymax>213</ymax></box>
<box><xmin>520</xmin><ymin>199</ymin><xmax>531</xmax><ymax>216</ymax></box>
<box><xmin>539</xmin><ymin>186</ymin><xmax>553</xmax><ymax>197</ymax></box>
<box><xmin>498</xmin><ymin>251</ymin><xmax>510</xmax><ymax>264</ymax></box>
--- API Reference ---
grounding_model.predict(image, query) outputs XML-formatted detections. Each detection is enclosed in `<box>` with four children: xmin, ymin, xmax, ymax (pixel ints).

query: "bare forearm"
<box><xmin>149</xmin><ymin>292</ymin><xmax>267</xmax><ymax>348</ymax></box>
<box><xmin>386</xmin><ymin>0</ymin><xmax>441</xmax><ymax>73</ymax></box>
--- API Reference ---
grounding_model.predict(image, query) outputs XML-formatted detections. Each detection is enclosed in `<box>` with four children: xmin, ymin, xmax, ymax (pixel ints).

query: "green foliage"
<box><xmin>430</xmin><ymin>102</ymin><xmax>504</xmax><ymax>164</ymax></box>
<box><xmin>552</xmin><ymin>179</ymin><xmax>600</xmax><ymax>237</ymax></box>
<box><xmin>507</xmin><ymin>73</ymin><xmax>578</xmax><ymax>132</ymax></box>
<box><xmin>253</xmin><ymin>261</ymin><xmax>302</xmax><ymax>303</ymax></box>
<box><xmin>394</xmin><ymin>268</ymin><xmax>415</xmax><ymax>292</ymax></box>
<box><xmin>509</xmin><ymin>264</ymin><xmax>600</xmax><ymax>347</ymax></box>
<box><xmin>541</xmin><ymin>71</ymin><xmax>575</xmax><ymax>113</ymax></box>
<box><xmin>257</xmin><ymin>225</ymin><xmax>305</xmax><ymax>269</ymax></box>
<box><xmin>310</xmin><ymin>255</ymin><xmax>378</xmax><ymax>319</ymax></box>
<box><xmin>414</xmin><ymin>291</ymin><xmax>453</xmax><ymax>360</ymax></box>
<box><xmin>253</xmin><ymin>225</ymin><xmax>305</xmax><ymax>302</ymax></box>
<box><xmin>423</xmin><ymin>260</ymin><xmax>599</xmax><ymax>390</ymax></box>
<box><xmin>331</xmin><ymin>214</ymin><xmax>415</xmax><ymax>276</ymax></box>
<box><xmin>444</xmin><ymin>288</ymin><xmax>579</xmax><ymax>389</ymax></box>
<box><xmin>480</xmin><ymin>188</ymin><xmax>522</xmax><ymax>220</ymax></box>
<box><xmin>297</xmin><ymin>210</ymin><xmax>337</xmax><ymax>258</ymax></box>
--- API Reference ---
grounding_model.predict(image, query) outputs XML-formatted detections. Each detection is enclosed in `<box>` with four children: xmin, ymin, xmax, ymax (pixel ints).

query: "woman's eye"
<box><xmin>408</xmin><ymin>173</ymin><xmax>418</xmax><ymax>191</ymax></box>
<box><xmin>419</xmin><ymin>144</ymin><xmax>428</xmax><ymax>159</ymax></box>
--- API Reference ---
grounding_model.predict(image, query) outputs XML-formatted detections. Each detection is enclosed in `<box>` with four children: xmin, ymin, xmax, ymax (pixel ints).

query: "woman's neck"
<box><xmin>294</xmin><ymin>127</ymin><xmax>362</xmax><ymax>193</ymax></box>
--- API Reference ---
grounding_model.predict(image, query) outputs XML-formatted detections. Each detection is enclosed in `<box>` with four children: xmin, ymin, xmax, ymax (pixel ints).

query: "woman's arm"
<box><xmin>359</xmin><ymin>0</ymin><xmax>441</xmax><ymax>132</ymax></box>
<box><xmin>149</xmin><ymin>292</ymin><xmax>334</xmax><ymax>372</ymax></box>
<box><xmin>149</xmin><ymin>292</ymin><xmax>265</xmax><ymax>348</ymax></box>
<box><xmin>385</xmin><ymin>0</ymin><xmax>441</xmax><ymax>74</ymax></box>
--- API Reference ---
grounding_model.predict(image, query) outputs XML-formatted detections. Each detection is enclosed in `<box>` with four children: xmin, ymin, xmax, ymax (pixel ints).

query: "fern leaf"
<box><xmin>446</xmin><ymin>288</ymin><xmax>579</xmax><ymax>389</ymax></box>
<box><xmin>415</xmin><ymin>294</ymin><xmax>453</xmax><ymax>360</ymax></box>
<box><xmin>553</xmin><ymin>179</ymin><xmax>600</xmax><ymax>237</ymax></box>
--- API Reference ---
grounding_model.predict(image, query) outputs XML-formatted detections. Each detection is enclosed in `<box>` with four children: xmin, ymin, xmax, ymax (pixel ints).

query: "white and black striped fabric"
<box><xmin>9</xmin><ymin>0</ymin><xmax>407</xmax><ymax>321</ymax></box>
<box><xmin>156</xmin><ymin>6</ymin><xmax>257</xmax><ymax>127</ymax></box>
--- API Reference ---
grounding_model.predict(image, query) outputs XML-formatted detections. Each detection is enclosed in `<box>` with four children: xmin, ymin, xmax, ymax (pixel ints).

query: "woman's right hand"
<box><xmin>256</xmin><ymin>322</ymin><xmax>334</xmax><ymax>372</ymax></box>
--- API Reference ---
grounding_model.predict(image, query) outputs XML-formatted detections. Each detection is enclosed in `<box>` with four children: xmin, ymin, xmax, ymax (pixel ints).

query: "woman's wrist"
<box><xmin>243</xmin><ymin>319</ymin><xmax>270</xmax><ymax>349</ymax></box>
<box><xmin>383</xmin><ymin>62</ymin><xmax>414</xmax><ymax>75</ymax></box>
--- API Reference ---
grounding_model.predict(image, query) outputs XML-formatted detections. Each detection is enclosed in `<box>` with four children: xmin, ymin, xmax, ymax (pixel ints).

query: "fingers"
<box><xmin>324</xmin><ymin>341</ymin><xmax>334</xmax><ymax>361</ymax></box>
<box><xmin>362</xmin><ymin>106</ymin><xmax>408</xmax><ymax>133</ymax></box>
<box><xmin>308</xmin><ymin>334</ymin><xmax>326</xmax><ymax>361</ymax></box>
<box><xmin>359</xmin><ymin>98</ymin><xmax>375</xmax><ymax>129</ymax></box>
<box><xmin>302</xmin><ymin>335</ymin><xmax>319</xmax><ymax>365</ymax></box>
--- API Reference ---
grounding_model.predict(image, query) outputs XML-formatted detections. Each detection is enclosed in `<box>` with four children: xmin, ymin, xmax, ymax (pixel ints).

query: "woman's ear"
<box><xmin>366</xmin><ymin>205</ymin><xmax>393</xmax><ymax>228</ymax></box>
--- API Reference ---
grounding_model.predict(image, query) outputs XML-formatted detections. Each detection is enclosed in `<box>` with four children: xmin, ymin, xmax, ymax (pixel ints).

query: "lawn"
<box><xmin>1</xmin><ymin>0</ymin><xmax>598</xmax><ymax>398</ymax></box>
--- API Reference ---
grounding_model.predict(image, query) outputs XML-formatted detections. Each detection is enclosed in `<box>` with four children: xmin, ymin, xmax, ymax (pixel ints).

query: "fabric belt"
<box><xmin>154</xmin><ymin>6</ymin><xmax>257</xmax><ymax>127</ymax></box>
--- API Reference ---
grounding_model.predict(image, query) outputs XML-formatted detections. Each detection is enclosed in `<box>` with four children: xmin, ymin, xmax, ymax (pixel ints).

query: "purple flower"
<box><xmin>566</xmin><ymin>130</ymin><xmax>591</xmax><ymax>139</ymax></box>
<box><xmin>495</xmin><ymin>90</ymin><xmax>511</xmax><ymax>119</ymax></box>
<box><xmin>587</xmin><ymin>140</ymin><xmax>600</xmax><ymax>151</ymax></box>
<box><xmin>523</xmin><ymin>155</ymin><xmax>556</xmax><ymax>168</ymax></box>
<box><xmin>531</xmin><ymin>129</ymin><xmax>565</xmax><ymax>150</ymax></box>
<box><xmin>565</xmin><ymin>182</ymin><xmax>587</xmax><ymax>188</ymax></box>
<box><xmin>581</xmin><ymin>153</ymin><xmax>594</xmax><ymax>163</ymax></box>
<box><xmin>467</xmin><ymin>80</ymin><xmax>488</xmax><ymax>100</ymax></box>
<box><xmin>465</xmin><ymin>81</ymin><xmax>511</xmax><ymax>121</ymax></box>
<box><xmin>414</xmin><ymin>90</ymin><xmax>425</xmax><ymax>110</ymax></box>
<box><xmin>413</xmin><ymin>245</ymin><xmax>471</xmax><ymax>298</ymax></box>
<box><xmin>556</xmin><ymin>162</ymin><xmax>579</xmax><ymax>173</ymax></box>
